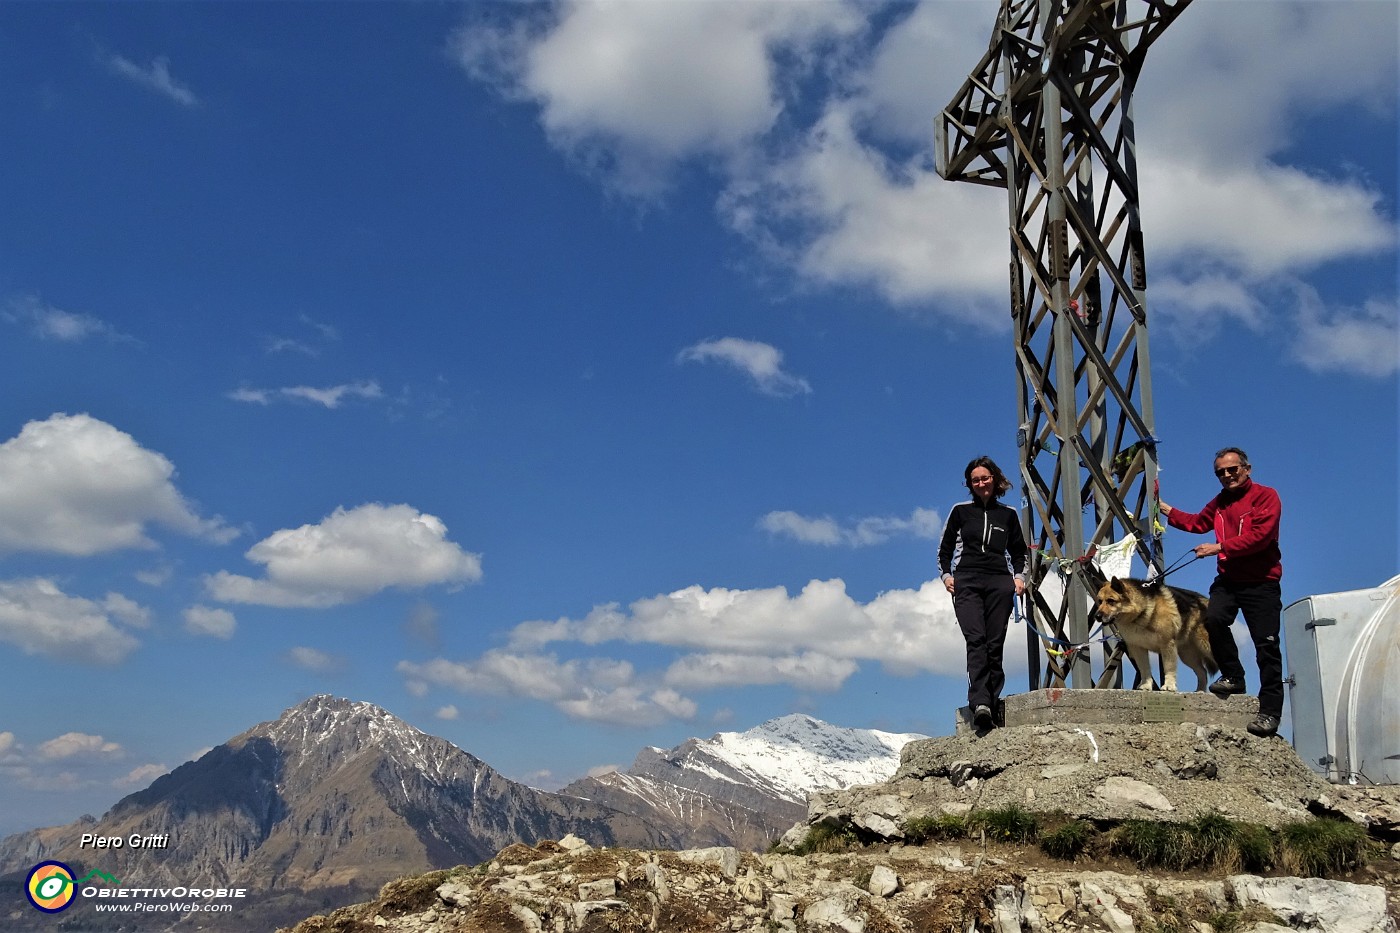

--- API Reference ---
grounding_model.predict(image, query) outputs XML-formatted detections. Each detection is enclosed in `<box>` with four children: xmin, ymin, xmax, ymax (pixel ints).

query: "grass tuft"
<box><xmin>1038</xmin><ymin>818</ymin><xmax>1094</xmax><ymax>861</ymax></box>
<box><xmin>903</xmin><ymin>813</ymin><xmax>968</xmax><ymax>844</ymax></box>
<box><xmin>1279</xmin><ymin>818</ymin><xmax>1373</xmax><ymax>878</ymax></box>
<box><xmin>969</xmin><ymin>804</ymin><xmax>1039</xmax><ymax>843</ymax></box>
<box><xmin>786</xmin><ymin>821</ymin><xmax>860</xmax><ymax>856</ymax></box>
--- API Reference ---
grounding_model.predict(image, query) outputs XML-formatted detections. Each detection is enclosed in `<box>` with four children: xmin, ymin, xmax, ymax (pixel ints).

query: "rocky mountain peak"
<box><xmin>237</xmin><ymin>694</ymin><xmax>477</xmax><ymax>786</ymax></box>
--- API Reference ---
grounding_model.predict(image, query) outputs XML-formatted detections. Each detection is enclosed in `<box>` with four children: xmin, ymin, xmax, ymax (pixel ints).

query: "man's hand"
<box><xmin>1014</xmin><ymin>578</ymin><xmax>1026</xmax><ymax>596</ymax></box>
<box><xmin>943</xmin><ymin>575</ymin><xmax>955</xmax><ymax>595</ymax></box>
<box><xmin>1160</xmin><ymin>501</ymin><xmax>1173</xmax><ymax>515</ymax></box>
<box><xmin>1194</xmin><ymin>542</ymin><xmax>1222</xmax><ymax>558</ymax></box>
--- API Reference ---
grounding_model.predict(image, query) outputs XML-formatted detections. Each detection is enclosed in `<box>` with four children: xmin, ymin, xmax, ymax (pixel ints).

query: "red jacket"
<box><xmin>1167</xmin><ymin>480</ymin><xmax>1282</xmax><ymax>583</ymax></box>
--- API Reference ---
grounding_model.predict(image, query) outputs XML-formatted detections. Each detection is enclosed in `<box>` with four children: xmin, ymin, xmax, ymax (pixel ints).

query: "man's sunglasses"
<box><xmin>1214</xmin><ymin>465</ymin><xmax>1245</xmax><ymax>477</ymax></box>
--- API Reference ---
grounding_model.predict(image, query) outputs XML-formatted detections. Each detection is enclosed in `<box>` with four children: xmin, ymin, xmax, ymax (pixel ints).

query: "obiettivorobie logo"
<box><xmin>24</xmin><ymin>861</ymin><xmax>246</xmax><ymax>915</ymax></box>
<box><xmin>24</xmin><ymin>861</ymin><xmax>120</xmax><ymax>913</ymax></box>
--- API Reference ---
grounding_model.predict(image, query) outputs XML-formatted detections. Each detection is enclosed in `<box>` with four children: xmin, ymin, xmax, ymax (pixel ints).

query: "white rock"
<box><xmin>644</xmin><ymin>862</ymin><xmax>669</xmax><ymax>901</ymax></box>
<box><xmin>736</xmin><ymin>867</ymin><xmax>764</xmax><ymax>904</ymax></box>
<box><xmin>769</xmin><ymin>893</ymin><xmax>798</xmax><ymax>921</ymax></box>
<box><xmin>675</xmin><ymin>846</ymin><xmax>741</xmax><ymax>879</ymax></box>
<box><xmin>435</xmin><ymin>881</ymin><xmax>475</xmax><ymax>908</ymax></box>
<box><xmin>558</xmin><ymin>833</ymin><xmax>591</xmax><ymax>853</ymax></box>
<box><xmin>991</xmin><ymin>885</ymin><xmax>1024</xmax><ymax>933</ymax></box>
<box><xmin>578</xmin><ymin>878</ymin><xmax>616</xmax><ymax>900</ymax></box>
<box><xmin>1228</xmin><ymin>875</ymin><xmax>1396</xmax><ymax>933</ymax></box>
<box><xmin>803</xmin><ymin>894</ymin><xmax>866</xmax><ymax>933</ymax></box>
<box><xmin>852</xmin><ymin>813</ymin><xmax>900</xmax><ymax>838</ymax></box>
<box><xmin>510</xmin><ymin>904</ymin><xmax>544</xmax><ymax>933</ymax></box>
<box><xmin>571</xmin><ymin>899</ymin><xmax>626</xmax><ymax>928</ymax></box>
<box><xmin>867</xmin><ymin>865</ymin><xmax>899</xmax><ymax>897</ymax></box>
<box><xmin>1093</xmin><ymin>776</ymin><xmax>1175</xmax><ymax>811</ymax></box>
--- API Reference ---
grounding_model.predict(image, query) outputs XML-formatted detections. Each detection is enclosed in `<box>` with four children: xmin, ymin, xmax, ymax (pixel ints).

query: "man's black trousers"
<box><xmin>953</xmin><ymin>571</ymin><xmax>1015</xmax><ymax>709</ymax></box>
<box><xmin>1206</xmin><ymin>576</ymin><xmax>1284</xmax><ymax>719</ymax></box>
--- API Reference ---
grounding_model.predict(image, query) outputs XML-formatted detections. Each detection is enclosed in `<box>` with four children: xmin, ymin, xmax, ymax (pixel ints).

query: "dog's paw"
<box><xmin>1135</xmin><ymin>682</ymin><xmax>1156</xmax><ymax>691</ymax></box>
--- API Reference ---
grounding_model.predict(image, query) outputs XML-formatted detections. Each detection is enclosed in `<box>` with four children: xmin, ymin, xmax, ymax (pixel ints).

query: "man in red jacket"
<box><xmin>1161</xmin><ymin>447</ymin><xmax>1283</xmax><ymax>738</ymax></box>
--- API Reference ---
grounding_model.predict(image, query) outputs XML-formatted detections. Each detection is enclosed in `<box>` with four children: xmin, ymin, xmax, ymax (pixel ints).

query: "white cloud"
<box><xmin>1140</xmin><ymin>159</ymin><xmax>1395</xmax><ymax>279</ymax></box>
<box><xmin>286</xmin><ymin>646</ymin><xmax>342</xmax><ymax>672</ymax></box>
<box><xmin>116</xmin><ymin>763</ymin><xmax>168</xmax><ymax>787</ymax></box>
<box><xmin>227</xmin><ymin>381</ymin><xmax>383</xmax><ymax>409</ymax></box>
<box><xmin>1149</xmin><ymin>274</ymin><xmax>1266</xmax><ymax>338</ymax></box>
<box><xmin>103</xmin><ymin>593</ymin><xmax>152</xmax><ymax>629</ymax></box>
<box><xmin>0</xmin><ymin>413</ymin><xmax>236</xmax><ymax>556</ymax></box>
<box><xmin>183</xmin><ymin>605</ymin><xmax>236</xmax><ymax>640</ymax></box>
<box><xmin>4</xmin><ymin>295</ymin><xmax>133</xmax><ymax>343</ymax></box>
<box><xmin>663</xmin><ymin>651</ymin><xmax>857</xmax><ymax>691</ymax></box>
<box><xmin>585</xmin><ymin>764</ymin><xmax>618</xmax><ymax>778</ymax></box>
<box><xmin>0</xmin><ymin>732</ymin><xmax>17</xmax><ymax>757</ymax></box>
<box><xmin>38</xmin><ymin>732</ymin><xmax>122</xmax><ymax>761</ymax></box>
<box><xmin>1291</xmin><ymin>295</ymin><xmax>1400</xmax><ymax>379</ymax></box>
<box><xmin>455</xmin><ymin>0</ymin><xmax>1396</xmax><ymax>360</ymax></box>
<box><xmin>398</xmin><ymin>651</ymin><xmax>696</xmax><ymax>727</ymax></box>
<box><xmin>453</xmin><ymin>0</ymin><xmax>863</xmax><ymax>195</ymax></box>
<box><xmin>108</xmin><ymin>54</ymin><xmax>199</xmax><ymax>107</ymax></box>
<box><xmin>720</xmin><ymin>105</ymin><xmax>1007</xmax><ymax>314</ymax></box>
<box><xmin>759</xmin><ymin>506</ymin><xmax>939</xmax><ymax>547</ymax></box>
<box><xmin>677</xmin><ymin>338</ymin><xmax>811</xmax><ymax>397</ymax></box>
<box><xmin>397</xmin><ymin>572</ymin><xmax>1033</xmax><ymax>725</ymax></box>
<box><xmin>135</xmin><ymin>564</ymin><xmax>175</xmax><ymax>587</ymax></box>
<box><xmin>508</xmin><ymin>578</ymin><xmax>966</xmax><ymax>678</ymax></box>
<box><xmin>435</xmin><ymin>704</ymin><xmax>459</xmax><ymax>721</ymax></box>
<box><xmin>206</xmin><ymin>503</ymin><xmax>482</xmax><ymax>608</ymax></box>
<box><xmin>0</xmin><ymin>578</ymin><xmax>142</xmax><ymax>664</ymax></box>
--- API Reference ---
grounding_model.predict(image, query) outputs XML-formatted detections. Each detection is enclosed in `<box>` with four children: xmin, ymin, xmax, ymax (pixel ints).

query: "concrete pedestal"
<box><xmin>955</xmin><ymin>687</ymin><xmax>1260</xmax><ymax>736</ymax></box>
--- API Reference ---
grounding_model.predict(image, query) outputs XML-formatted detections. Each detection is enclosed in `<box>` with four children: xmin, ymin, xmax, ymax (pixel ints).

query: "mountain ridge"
<box><xmin>0</xmin><ymin>696</ymin><xmax>925</xmax><ymax>931</ymax></box>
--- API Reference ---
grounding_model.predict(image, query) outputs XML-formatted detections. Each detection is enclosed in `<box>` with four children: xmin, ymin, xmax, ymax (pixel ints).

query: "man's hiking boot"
<box><xmin>973</xmin><ymin>705</ymin><xmax>994</xmax><ymax>730</ymax></box>
<box><xmin>1247</xmin><ymin>714</ymin><xmax>1280</xmax><ymax>738</ymax></box>
<box><xmin>1209</xmin><ymin>676</ymin><xmax>1246</xmax><ymax>697</ymax></box>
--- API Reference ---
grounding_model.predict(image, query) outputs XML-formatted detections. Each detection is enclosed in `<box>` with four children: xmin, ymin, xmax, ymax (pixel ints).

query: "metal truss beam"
<box><xmin>936</xmin><ymin>0</ymin><xmax>1190</xmax><ymax>688</ymax></box>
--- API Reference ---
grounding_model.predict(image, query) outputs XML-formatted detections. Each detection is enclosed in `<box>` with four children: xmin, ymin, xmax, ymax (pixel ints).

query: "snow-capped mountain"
<box><xmin>669</xmin><ymin>713</ymin><xmax>928</xmax><ymax>803</ymax></box>
<box><xmin>561</xmin><ymin>714</ymin><xmax>927</xmax><ymax>851</ymax></box>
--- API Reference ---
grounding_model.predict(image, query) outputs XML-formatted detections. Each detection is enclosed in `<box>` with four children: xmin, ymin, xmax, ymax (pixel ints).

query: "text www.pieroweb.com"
<box><xmin>93</xmin><ymin>901</ymin><xmax>234</xmax><ymax>913</ymax></box>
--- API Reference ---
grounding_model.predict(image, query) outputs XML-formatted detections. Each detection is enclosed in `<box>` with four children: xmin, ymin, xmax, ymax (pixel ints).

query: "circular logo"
<box><xmin>25</xmin><ymin>861</ymin><xmax>76</xmax><ymax>913</ymax></box>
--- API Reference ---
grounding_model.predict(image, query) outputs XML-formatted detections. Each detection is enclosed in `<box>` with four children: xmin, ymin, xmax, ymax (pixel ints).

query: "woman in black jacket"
<box><xmin>937</xmin><ymin>456</ymin><xmax>1028</xmax><ymax>731</ymax></box>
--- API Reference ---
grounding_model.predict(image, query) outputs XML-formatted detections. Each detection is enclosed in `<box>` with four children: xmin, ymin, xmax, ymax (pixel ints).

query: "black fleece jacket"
<box><xmin>938</xmin><ymin>499</ymin><xmax>1028</xmax><ymax>579</ymax></box>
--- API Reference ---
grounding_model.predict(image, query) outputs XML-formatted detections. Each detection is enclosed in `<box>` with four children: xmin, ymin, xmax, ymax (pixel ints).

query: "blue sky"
<box><xmin>0</xmin><ymin>0</ymin><xmax>1395</xmax><ymax>839</ymax></box>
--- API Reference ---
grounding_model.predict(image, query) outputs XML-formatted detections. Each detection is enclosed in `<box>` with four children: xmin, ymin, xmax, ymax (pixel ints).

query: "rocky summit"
<box><xmin>801</xmin><ymin>721</ymin><xmax>1400</xmax><ymax>839</ymax></box>
<box><xmin>278</xmin><ymin>720</ymin><xmax>1400</xmax><ymax>933</ymax></box>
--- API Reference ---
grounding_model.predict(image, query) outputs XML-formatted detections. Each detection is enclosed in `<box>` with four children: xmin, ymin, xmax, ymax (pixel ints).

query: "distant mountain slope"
<box><xmin>562</xmin><ymin>714</ymin><xmax>926</xmax><ymax>851</ymax></box>
<box><xmin>0</xmin><ymin>695</ymin><xmax>666</xmax><ymax>931</ymax></box>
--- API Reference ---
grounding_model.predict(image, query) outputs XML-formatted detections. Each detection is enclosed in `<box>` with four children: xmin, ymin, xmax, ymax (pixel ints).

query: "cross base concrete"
<box><xmin>955</xmin><ymin>688</ymin><xmax>1260</xmax><ymax>736</ymax></box>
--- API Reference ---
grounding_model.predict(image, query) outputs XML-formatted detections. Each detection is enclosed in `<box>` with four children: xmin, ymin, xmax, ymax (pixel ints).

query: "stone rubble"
<box><xmin>281</xmin><ymin>832</ymin><xmax>1398</xmax><ymax>933</ymax></box>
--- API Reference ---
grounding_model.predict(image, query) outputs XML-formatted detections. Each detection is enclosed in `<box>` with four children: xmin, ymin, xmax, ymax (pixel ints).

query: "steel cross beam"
<box><xmin>935</xmin><ymin>0</ymin><xmax>1190</xmax><ymax>688</ymax></box>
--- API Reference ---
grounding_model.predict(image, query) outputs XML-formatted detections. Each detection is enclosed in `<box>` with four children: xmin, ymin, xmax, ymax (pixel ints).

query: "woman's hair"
<box><xmin>964</xmin><ymin>456</ymin><xmax>1013</xmax><ymax>499</ymax></box>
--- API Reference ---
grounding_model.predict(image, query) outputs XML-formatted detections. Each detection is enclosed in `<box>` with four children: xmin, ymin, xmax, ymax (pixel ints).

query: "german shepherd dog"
<box><xmin>1095</xmin><ymin>578</ymin><xmax>1218</xmax><ymax>692</ymax></box>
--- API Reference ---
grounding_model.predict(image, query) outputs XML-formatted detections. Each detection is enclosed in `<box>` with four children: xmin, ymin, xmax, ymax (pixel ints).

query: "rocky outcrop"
<box><xmin>277</xmin><ymin>832</ymin><xmax>1400</xmax><ymax>933</ymax></box>
<box><xmin>797</xmin><ymin>722</ymin><xmax>1400</xmax><ymax>836</ymax></box>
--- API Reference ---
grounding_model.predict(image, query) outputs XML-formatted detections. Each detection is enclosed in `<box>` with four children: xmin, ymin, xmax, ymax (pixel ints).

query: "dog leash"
<box><xmin>1140</xmin><ymin>548</ymin><xmax>1203</xmax><ymax>589</ymax></box>
<box><xmin>1012</xmin><ymin>592</ymin><xmax>1113</xmax><ymax>662</ymax></box>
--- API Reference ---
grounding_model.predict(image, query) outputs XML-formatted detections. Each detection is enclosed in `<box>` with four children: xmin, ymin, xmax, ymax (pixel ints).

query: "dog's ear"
<box><xmin>1110</xmin><ymin>577</ymin><xmax>1127</xmax><ymax>593</ymax></box>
